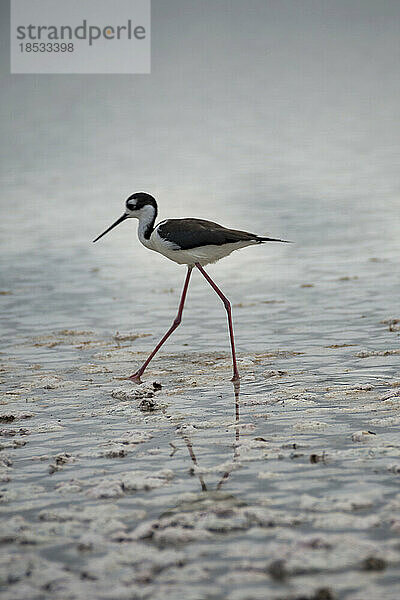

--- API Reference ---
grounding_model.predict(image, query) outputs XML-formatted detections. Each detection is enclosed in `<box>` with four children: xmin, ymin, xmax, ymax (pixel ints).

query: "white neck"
<box><xmin>136</xmin><ymin>204</ymin><xmax>157</xmax><ymax>246</ymax></box>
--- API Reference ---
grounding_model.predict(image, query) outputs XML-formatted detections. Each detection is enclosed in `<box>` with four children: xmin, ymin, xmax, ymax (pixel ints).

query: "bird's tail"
<box><xmin>258</xmin><ymin>236</ymin><xmax>292</xmax><ymax>243</ymax></box>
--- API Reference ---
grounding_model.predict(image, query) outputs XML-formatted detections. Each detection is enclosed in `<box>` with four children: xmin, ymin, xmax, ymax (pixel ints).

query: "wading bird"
<box><xmin>93</xmin><ymin>192</ymin><xmax>289</xmax><ymax>383</ymax></box>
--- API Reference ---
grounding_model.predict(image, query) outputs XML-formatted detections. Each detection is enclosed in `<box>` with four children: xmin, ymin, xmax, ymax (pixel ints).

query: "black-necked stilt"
<box><xmin>93</xmin><ymin>192</ymin><xmax>289</xmax><ymax>383</ymax></box>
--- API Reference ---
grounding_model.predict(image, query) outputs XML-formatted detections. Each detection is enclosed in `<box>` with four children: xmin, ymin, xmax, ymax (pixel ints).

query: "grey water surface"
<box><xmin>1</xmin><ymin>1</ymin><xmax>400</xmax><ymax>599</ymax></box>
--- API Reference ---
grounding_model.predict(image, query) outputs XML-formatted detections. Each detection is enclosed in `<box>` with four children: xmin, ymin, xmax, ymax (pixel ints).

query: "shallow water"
<box><xmin>1</xmin><ymin>1</ymin><xmax>400</xmax><ymax>598</ymax></box>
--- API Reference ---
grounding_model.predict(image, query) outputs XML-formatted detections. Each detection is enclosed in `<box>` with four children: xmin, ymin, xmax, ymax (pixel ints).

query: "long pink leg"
<box><xmin>195</xmin><ymin>263</ymin><xmax>240</xmax><ymax>381</ymax></box>
<box><xmin>129</xmin><ymin>267</ymin><xmax>193</xmax><ymax>383</ymax></box>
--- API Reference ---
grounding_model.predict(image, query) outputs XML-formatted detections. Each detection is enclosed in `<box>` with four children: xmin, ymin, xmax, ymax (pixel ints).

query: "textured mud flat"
<box><xmin>1</xmin><ymin>330</ymin><xmax>400</xmax><ymax>600</ymax></box>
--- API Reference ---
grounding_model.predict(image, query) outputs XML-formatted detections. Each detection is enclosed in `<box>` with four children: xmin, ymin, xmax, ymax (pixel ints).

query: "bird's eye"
<box><xmin>127</xmin><ymin>201</ymin><xmax>136</xmax><ymax>210</ymax></box>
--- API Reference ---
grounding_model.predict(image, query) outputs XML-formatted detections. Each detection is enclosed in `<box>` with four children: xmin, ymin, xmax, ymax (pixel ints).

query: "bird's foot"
<box><xmin>128</xmin><ymin>371</ymin><xmax>144</xmax><ymax>384</ymax></box>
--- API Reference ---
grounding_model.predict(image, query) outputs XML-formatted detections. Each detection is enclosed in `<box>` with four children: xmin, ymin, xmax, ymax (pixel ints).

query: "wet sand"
<box><xmin>1</xmin><ymin>328</ymin><xmax>400</xmax><ymax>600</ymax></box>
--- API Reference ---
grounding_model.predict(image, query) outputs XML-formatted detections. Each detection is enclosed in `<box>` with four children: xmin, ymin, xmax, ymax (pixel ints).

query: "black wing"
<box><xmin>157</xmin><ymin>219</ymin><xmax>259</xmax><ymax>250</ymax></box>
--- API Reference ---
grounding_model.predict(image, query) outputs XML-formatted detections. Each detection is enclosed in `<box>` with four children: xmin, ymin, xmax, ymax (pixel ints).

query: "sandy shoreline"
<box><xmin>1</xmin><ymin>329</ymin><xmax>400</xmax><ymax>599</ymax></box>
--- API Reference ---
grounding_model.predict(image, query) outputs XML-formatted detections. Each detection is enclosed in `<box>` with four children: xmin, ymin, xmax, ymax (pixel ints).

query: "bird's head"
<box><xmin>93</xmin><ymin>192</ymin><xmax>157</xmax><ymax>242</ymax></box>
<box><xmin>124</xmin><ymin>192</ymin><xmax>157</xmax><ymax>217</ymax></box>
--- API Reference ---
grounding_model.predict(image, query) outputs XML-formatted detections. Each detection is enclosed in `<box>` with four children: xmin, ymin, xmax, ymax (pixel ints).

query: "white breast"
<box><xmin>147</xmin><ymin>228</ymin><xmax>256</xmax><ymax>266</ymax></box>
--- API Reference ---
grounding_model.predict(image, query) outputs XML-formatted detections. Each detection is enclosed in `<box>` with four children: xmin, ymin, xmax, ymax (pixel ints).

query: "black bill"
<box><xmin>93</xmin><ymin>213</ymin><xmax>128</xmax><ymax>243</ymax></box>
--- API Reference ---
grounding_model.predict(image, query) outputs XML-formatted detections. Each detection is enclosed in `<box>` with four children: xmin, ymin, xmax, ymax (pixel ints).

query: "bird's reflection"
<box><xmin>180</xmin><ymin>379</ymin><xmax>241</xmax><ymax>492</ymax></box>
<box><xmin>182</xmin><ymin>436</ymin><xmax>208</xmax><ymax>491</ymax></box>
